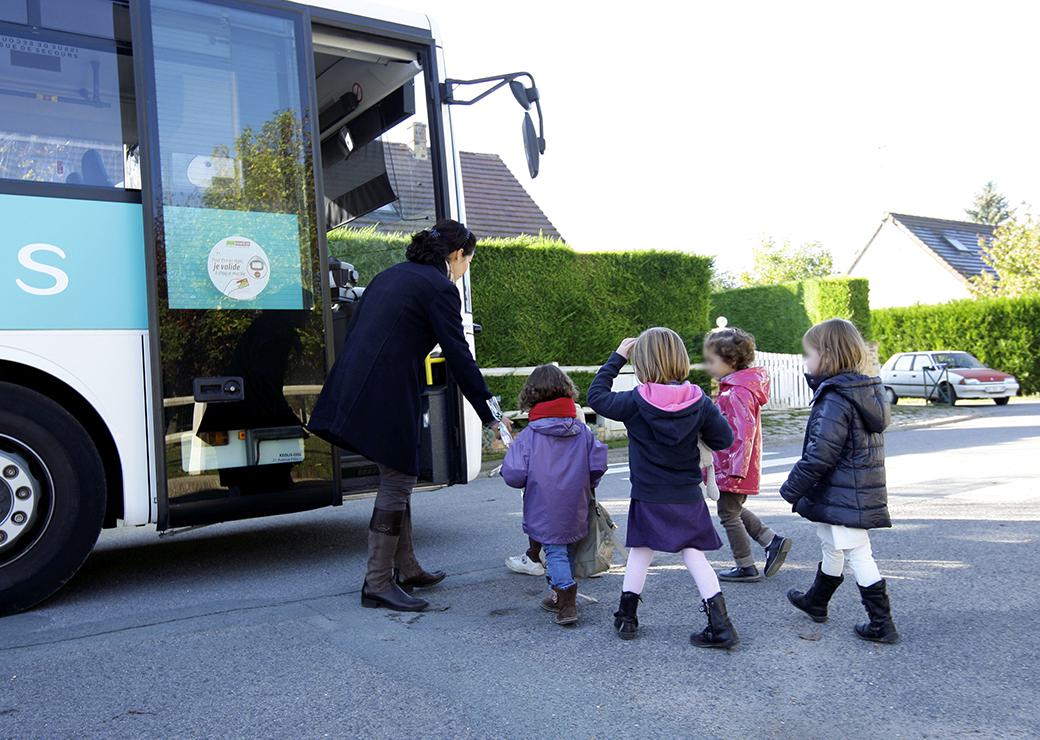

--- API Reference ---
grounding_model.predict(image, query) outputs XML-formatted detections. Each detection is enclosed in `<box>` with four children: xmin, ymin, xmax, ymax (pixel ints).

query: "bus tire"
<box><xmin>0</xmin><ymin>382</ymin><xmax>106</xmax><ymax>616</ymax></box>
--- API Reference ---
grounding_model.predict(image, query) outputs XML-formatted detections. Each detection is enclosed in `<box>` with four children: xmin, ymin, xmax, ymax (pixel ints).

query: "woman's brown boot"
<box><xmin>392</xmin><ymin>504</ymin><xmax>446</xmax><ymax>591</ymax></box>
<box><xmin>361</xmin><ymin>507</ymin><xmax>428</xmax><ymax>612</ymax></box>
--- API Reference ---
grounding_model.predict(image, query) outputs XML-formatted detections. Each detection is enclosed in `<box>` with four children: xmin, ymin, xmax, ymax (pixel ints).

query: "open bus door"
<box><xmin>135</xmin><ymin>0</ymin><xmax>337</xmax><ymax>528</ymax></box>
<box><xmin>309</xmin><ymin>23</ymin><xmax>465</xmax><ymax>494</ymax></box>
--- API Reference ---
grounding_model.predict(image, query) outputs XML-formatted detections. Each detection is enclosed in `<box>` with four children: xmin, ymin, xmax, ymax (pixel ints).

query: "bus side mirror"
<box><xmin>522</xmin><ymin>112</ymin><xmax>540</xmax><ymax>178</ymax></box>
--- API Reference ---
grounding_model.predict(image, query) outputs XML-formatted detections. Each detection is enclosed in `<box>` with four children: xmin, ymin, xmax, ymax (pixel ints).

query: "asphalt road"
<box><xmin>2</xmin><ymin>403</ymin><xmax>1039</xmax><ymax>739</ymax></box>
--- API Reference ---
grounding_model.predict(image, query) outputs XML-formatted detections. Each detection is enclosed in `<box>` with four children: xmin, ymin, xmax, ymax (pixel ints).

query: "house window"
<box><xmin>944</xmin><ymin>235</ymin><xmax>970</xmax><ymax>252</ymax></box>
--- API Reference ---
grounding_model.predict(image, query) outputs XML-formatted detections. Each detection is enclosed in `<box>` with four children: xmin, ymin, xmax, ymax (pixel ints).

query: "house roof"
<box><xmin>851</xmin><ymin>212</ymin><xmax>996</xmax><ymax>283</ymax></box>
<box><xmin>458</xmin><ymin>151</ymin><xmax>561</xmax><ymax>240</ymax></box>
<box><xmin>348</xmin><ymin>143</ymin><xmax>562</xmax><ymax>241</ymax></box>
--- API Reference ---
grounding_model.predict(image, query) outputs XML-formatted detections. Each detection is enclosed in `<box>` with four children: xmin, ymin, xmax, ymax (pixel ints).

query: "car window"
<box><xmin>911</xmin><ymin>354</ymin><xmax>932</xmax><ymax>370</ymax></box>
<box><xmin>931</xmin><ymin>352</ymin><xmax>983</xmax><ymax>369</ymax></box>
<box><xmin>892</xmin><ymin>355</ymin><xmax>913</xmax><ymax>371</ymax></box>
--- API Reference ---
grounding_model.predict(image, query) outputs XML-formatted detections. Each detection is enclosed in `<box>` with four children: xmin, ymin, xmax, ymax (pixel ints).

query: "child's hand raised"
<box><xmin>615</xmin><ymin>337</ymin><xmax>638</xmax><ymax>358</ymax></box>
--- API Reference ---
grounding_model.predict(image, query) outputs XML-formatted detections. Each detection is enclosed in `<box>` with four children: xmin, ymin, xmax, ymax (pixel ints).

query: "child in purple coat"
<box><xmin>502</xmin><ymin>365</ymin><xmax>609</xmax><ymax>626</ymax></box>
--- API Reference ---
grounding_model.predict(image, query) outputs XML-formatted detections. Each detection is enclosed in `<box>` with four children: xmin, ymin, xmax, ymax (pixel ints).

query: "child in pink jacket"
<box><xmin>703</xmin><ymin>328</ymin><xmax>791</xmax><ymax>582</ymax></box>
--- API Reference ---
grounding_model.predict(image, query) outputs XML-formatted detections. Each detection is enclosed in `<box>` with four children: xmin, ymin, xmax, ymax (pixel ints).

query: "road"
<box><xmin>2</xmin><ymin>403</ymin><xmax>1039</xmax><ymax>738</ymax></box>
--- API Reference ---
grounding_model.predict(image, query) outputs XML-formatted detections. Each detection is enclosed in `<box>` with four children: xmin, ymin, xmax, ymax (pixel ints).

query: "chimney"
<box><xmin>410</xmin><ymin>121</ymin><xmax>428</xmax><ymax>160</ymax></box>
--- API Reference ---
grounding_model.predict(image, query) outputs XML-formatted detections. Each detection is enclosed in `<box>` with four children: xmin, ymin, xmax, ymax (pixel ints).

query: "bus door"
<box><xmin>135</xmin><ymin>0</ymin><xmax>336</xmax><ymax>528</ymax></box>
<box><xmin>310</xmin><ymin>24</ymin><xmax>464</xmax><ymax>492</ymax></box>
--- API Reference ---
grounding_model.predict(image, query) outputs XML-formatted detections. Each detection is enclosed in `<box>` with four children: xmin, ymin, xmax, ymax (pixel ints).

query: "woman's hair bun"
<box><xmin>406</xmin><ymin>219</ymin><xmax>477</xmax><ymax>265</ymax></box>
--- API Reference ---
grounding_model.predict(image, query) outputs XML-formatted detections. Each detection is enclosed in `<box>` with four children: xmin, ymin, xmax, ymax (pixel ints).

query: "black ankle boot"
<box><xmin>718</xmin><ymin>565</ymin><xmax>762</xmax><ymax>583</ymax></box>
<box><xmin>855</xmin><ymin>579</ymin><xmax>900</xmax><ymax>644</ymax></box>
<box><xmin>613</xmin><ymin>591</ymin><xmax>641</xmax><ymax>640</ymax></box>
<box><xmin>691</xmin><ymin>592</ymin><xmax>739</xmax><ymax>649</ymax></box>
<box><xmin>763</xmin><ymin>535</ymin><xmax>792</xmax><ymax>577</ymax></box>
<box><xmin>787</xmin><ymin>563</ymin><xmax>843</xmax><ymax>623</ymax></box>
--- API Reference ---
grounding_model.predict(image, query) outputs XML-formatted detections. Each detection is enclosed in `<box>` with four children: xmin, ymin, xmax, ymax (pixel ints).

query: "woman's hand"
<box><xmin>615</xmin><ymin>337</ymin><xmax>638</xmax><ymax>359</ymax></box>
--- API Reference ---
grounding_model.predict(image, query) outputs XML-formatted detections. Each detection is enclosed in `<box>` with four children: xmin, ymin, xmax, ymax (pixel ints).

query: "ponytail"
<box><xmin>406</xmin><ymin>219</ymin><xmax>477</xmax><ymax>265</ymax></box>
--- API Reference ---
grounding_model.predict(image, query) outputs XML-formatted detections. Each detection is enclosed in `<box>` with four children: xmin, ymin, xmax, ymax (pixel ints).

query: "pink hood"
<box><xmin>720</xmin><ymin>366</ymin><xmax>770</xmax><ymax>406</ymax></box>
<box><xmin>638</xmin><ymin>381</ymin><xmax>704</xmax><ymax>411</ymax></box>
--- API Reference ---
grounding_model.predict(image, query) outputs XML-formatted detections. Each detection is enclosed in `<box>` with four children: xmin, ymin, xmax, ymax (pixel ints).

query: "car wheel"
<box><xmin>0</xmin><ymin>382</ymin><xmax>106</xmax><ymax>616</ymax></box>
<box><xmin>884</xmin><ymin>387</ymin><xmax>898</xmax><ymax>405</ymax></box>
<box><xmin>994</xmin><ymin>397</ymin><xmax>1010</xmax><ymax>406</ymax></box>
<box><xmin>937</xmin><ymin>383</ymin><xmax>957</xmax><ymax>406</ymax></box>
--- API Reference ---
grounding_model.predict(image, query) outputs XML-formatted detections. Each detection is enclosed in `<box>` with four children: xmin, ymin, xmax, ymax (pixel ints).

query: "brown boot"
<box><xmin>554</xmin><ymin>584</ymin><xmax>578</xmax><ymax>626</ymax></box>
<box><xmin>361</xmin><ymin>507</ymin><xmax>428</xmax><ymax>612</ymax></box>
<box><xmin>541</xmin><ymin>584</ymin><xmax>560</xmax><ymax>613</ymax></box>
<box><xmin>393</xmin><ymin>504</ymin><xmax>446</xmax><ymax>591</ymax></box>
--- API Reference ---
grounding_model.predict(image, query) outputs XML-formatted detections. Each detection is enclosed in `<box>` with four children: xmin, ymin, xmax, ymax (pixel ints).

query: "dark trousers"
<box><xmin>716</xmin><ymin>491</ymin><xmax>776</xmax><ymax>568</ymax></box>
<box><xmin>374</xmin><ymin>463</ymin><xmax>417</xmax><ymax>511</ymax></box>
<box><xmin>366</xmin><ymin>464</ymin><xmax>423</xmax><ymax>590</ymax></box>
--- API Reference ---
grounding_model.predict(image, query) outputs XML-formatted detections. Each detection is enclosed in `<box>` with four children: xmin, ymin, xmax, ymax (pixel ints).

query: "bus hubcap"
<box><xmin>0</xmin><ymin>449</ymin><xmax>40</xmax><ymax>554</ymax></box>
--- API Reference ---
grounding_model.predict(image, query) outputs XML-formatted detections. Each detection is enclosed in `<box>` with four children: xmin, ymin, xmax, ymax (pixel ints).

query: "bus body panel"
<box><xmin>0</xmin><ymin>331</ymin><xmax>154</xmax><ymax>526</ymax></box>
<box><xmin>430</xmin><ymin>39</ymin><xmax>484</xmax><ymax>483</ymax></box>
<box><xmin>1</xmin><ymin>192</ymin><xmax>154</xmax><ymax>525</ymax></box>
<box><xmin>1</xmin><ymin>194</ymin><xmax>147</xmax><ymax>331</ymax></box>
<box><xmin>302</xmin><ymin>0</ymin><xmax>431</xmax><ymax>33</ymax></box>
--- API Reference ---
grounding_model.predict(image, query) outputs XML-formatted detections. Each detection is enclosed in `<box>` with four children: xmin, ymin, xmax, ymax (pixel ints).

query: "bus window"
<box><xmin>0</xmin><ymin>0</ymin><xmax>138</xmax><ymax>190</ymax></box>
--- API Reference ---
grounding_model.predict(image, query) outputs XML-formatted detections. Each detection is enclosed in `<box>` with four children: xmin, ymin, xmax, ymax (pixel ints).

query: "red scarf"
<box><xmin>528</xmin><ymin>397</ymin><xmax>577</xmax><ymax>421</ymax></box>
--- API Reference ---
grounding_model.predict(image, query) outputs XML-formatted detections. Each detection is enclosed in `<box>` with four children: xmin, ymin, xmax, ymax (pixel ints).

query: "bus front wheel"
<box><xmin>0</xmin><ymin>382</ymin><xmax>106</xmax><ymax>616</ymax></box>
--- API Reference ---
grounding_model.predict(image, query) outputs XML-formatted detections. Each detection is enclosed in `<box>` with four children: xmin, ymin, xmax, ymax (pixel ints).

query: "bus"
<box><xmin>0</xmin><ymin>0</ymin><xmax>544</xmax><ymax>614</ymax></box>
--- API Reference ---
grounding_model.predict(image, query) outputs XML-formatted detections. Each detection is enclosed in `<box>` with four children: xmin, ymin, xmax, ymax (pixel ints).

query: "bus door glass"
<box><xmin>142</xmin><ymin>0</ymin><xmax>334</xmax><ymax>525</ymax></box>
<box><xmin>311</xmin><ymin>26</ymin><xmax>459</xmax><ymax>489</ymax></box>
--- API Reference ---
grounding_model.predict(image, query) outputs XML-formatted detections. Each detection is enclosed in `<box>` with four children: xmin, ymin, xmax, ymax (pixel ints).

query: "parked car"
<box><xmin>880</xmin><ymin>351</ymin><xmax>1019</xmax><ymax>406</ymax></box>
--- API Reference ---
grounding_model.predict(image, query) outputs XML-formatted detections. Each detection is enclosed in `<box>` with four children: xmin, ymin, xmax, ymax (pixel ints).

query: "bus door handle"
<box><xmin>193</xmin><ymin>376</ymin><xmax>245</xmax><ymax>403</ymax></box>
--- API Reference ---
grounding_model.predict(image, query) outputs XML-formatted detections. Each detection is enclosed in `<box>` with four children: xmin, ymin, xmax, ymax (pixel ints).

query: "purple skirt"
<box><xmin>625</xmin><ymin>499</ymin><xmax>722</xmax><ymax>553</ymax></box>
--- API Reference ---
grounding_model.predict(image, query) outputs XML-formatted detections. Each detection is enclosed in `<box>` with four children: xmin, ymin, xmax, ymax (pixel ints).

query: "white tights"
<box><xmin>819</xmin><ymin>528</ymin><xmax>882</xmax><ymax>587</ymax></box>
<box><xmin>621</xmin><ymin>546</ymin><xmax>721</xmax><ymax>601</ymax></box>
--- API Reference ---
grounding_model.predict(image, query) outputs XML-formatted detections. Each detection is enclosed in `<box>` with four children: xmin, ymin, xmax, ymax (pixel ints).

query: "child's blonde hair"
<box><xmin>630</xmin><ymin>327</ymin><xmax>690</xmax><ymax>384</ymax></box>
<box><xmin>804</xmin><ymin>318</ymin><xmax>869</xmax><ymax>376</ymax></box>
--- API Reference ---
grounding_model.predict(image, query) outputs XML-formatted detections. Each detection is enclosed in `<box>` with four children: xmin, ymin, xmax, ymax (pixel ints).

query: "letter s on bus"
<box><xmin>15</xmin><ymin>243</ymin><xmax>69</xmax><ymax>296</ymax></box>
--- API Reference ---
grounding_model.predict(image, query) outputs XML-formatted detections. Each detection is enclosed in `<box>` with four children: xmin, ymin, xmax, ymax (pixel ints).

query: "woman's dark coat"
<box><xmin>780</xmin><ymin>372</ymin><xmax>892</xmax><ymax>529</ymax></box>
<box><xmin>309</xmin><ymin>261</ymin><xmax>495</xmax><ymax>475</ymax></box>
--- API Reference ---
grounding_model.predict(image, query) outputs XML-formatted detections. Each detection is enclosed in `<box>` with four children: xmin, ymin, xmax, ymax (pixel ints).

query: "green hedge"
<box><xmin>329</xmin><ymin>228</ymin><xmax>714</xmax><ymax>365</ymax></box>
<box><xmin>328</xmin><ymin>228</ymin><xmax>715</xmax><ymax>408</ymax></box>
<box><xmin>872</xmin><ymin>294</ymin><xmax>1040</xmax><ymax>394</ymax></box>
<box><xmin>710</xmin><ymin>277</ymin><xmax>871</xmax><ymax>353</ymax></box>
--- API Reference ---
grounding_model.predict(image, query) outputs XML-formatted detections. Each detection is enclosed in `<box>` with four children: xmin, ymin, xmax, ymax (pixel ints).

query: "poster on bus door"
<box><xmin>163</xmin><ymin>205</ymin><xmax>308</xmax><ymax>310</ymax></box>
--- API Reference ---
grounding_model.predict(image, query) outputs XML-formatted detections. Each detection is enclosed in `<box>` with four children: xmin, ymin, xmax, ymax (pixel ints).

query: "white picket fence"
<box><xmin>483</xmin><ymin>353</ymin><xmax>813</xmax><ymax>415</ymax></box>
<box><xmin>753</xmin><ymin>351</ymin><xmax>812</xmax><ymax>410</ymax></box>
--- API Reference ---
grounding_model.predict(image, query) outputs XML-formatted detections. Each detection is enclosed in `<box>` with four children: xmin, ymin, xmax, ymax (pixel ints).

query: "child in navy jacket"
<box><xmin>588</xmin><ymin>327</ymin><xmax>738</xmax><ymax>648</ymax></box>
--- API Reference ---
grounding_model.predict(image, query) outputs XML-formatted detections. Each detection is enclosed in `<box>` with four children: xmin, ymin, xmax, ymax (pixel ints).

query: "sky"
<box><xmin>384</xmin><ymin>0</ymin><xmax>1040</xmax><ymax>274</ymax></box>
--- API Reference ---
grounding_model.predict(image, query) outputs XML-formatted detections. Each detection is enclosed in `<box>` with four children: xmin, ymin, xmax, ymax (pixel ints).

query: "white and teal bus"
<box><xmin>0</xmin><ymin>0</ymin><xmax>544</xmax><ymax>614</ymax></box>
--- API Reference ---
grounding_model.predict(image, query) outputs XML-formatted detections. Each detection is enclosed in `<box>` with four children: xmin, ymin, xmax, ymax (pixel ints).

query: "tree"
<box><xmin>970</xmin><ymin>214</ymin><xmax>1040</xmax><ymax>297</ymax></box>
<box><xmin>710</xmin><ymin>265</ymin><xmax>738</xmax><ymax>292</ymax></box>
<box><xmin>739</xmin><ymin>239</ymin><xmax>833</xmax><ymax>286</ymax></box>
<box><xmin>965</xmin><ymin>181</ymin><xmax>1011</xmax><ymax>226</ymax></box>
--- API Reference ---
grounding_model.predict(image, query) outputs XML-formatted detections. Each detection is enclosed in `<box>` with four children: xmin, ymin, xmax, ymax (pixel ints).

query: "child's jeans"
<box><xmin>717</xmin><ymin>492</ymin><xmax>775</xmax><ymax>568</ymax></box>
<box><xmin>542</xmin><ymin>543</ymin><xmax>575</xmax><ymax>590</ymax></box>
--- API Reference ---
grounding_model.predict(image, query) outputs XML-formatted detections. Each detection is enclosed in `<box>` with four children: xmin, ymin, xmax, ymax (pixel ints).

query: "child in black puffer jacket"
<box><xmin>781</xmin><ymin>318</ymin><xmax>900</xmax><ymax>644</ymax></box>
